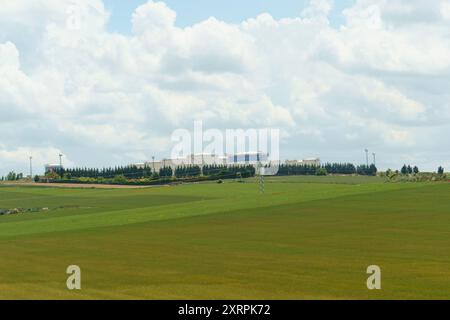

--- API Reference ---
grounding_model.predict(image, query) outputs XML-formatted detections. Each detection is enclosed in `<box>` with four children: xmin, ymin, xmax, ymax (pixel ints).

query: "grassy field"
<box><xmin>0</xmin><ymin>176</ymin><xmax>449</xmax><ymax>299</ymax></box>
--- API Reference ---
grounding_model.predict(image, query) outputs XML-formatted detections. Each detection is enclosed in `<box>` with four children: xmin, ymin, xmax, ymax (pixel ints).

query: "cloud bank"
<box><xmin>1</xmin><ymin>0</ymin><xmax>449</xmax><ymax>175</ymax></box>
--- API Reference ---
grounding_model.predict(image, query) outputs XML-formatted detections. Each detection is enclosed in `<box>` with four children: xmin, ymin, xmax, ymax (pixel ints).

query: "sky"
<box><xmin>1</xmin><ymin>0</ymin><xmax>450</xmax><ymax>176</ymax></box>
<box><xmin>104</xmin><ymin>0</ymin><xmax>355</xmax><ymax>31</ymax></box>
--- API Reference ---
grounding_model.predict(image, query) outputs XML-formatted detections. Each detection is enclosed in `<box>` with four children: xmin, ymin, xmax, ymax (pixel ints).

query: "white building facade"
<box><xmin>285</xmin><ymin>158</ymin><xmax>321</xmax><ymax>166</ymax></box>
<box><xmin>135</xmin><ymin>152</ymin><xmax>270</xmax><ymax>173</ymax></box>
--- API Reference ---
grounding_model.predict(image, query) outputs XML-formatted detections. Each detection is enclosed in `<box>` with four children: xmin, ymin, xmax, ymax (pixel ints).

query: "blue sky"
<box><xmin>104</xmin><ymin>0</ymin><xmax>355</xmax><ymax>33</ymax></box>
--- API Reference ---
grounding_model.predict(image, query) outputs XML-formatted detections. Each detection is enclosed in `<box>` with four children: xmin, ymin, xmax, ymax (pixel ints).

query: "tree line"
<box><xmin>395</xmin><ymin>165</ymin><xmax>445</xmax><ymax>175</ymax></box>
<box><xmin>276</xmin><ymin>163</ymin><xmax>378</xmax><ymax>176</ymax></box>
<box><xmin>36</xmin><ymin>162</ymin><xmax>446</xmax><ymax>185</ymax></box>
<box><xmin>51</xmin><ymin>162</ymin><xmax>376</xmax><ymax>182</ymax></box>
<box><xmin>1</xmin><ymin>163</ymin><xmax>445</xmax><ymax>185</ymax></box>
<box><xmin>47</xmin><ymin>164</ymin><xmax>256</xmax><ymax>181</ymax></box>
<box><xmin>53</xmin><ymin>166</ymin><xmax>154</xmax><ymax>179</ymax></box>
<box><xmin>1</xmin><ymin>172</ymin><xmax>24</xmax><ymax>181</ymax></box>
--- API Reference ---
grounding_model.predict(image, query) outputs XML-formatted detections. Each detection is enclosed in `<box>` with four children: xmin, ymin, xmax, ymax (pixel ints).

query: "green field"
<box><xmin>0</xmin><ymin>176</ymin><xmax>449</xmax><ymax>299</ymax></box>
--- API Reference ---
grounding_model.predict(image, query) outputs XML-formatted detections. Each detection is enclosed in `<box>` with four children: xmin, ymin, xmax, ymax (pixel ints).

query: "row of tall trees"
<box><xmin>53</xmin><ymin>165</ymin><xmax>154</xmax><ymax>179</ymax></box>
<box><xmin>203</xmin><ymin>165</ymin><xmax>256</xmax><ymax>179</ymax></box>
<box><xmin>399</xmin><ymin>165</ymin><xmax>445</xmax><ymax>175</ymax></box>
<box><xmin>276</xmin><ymin>163</ymin><xmax>378</xmax><ymax>176</ymax></box>
<box><xmin>174</xmin><ymin>165</ymin><xmax>201</xmax><ymax>178</ymax></box>
<box><xmin>159</xmin><ymin>166</ymin><xmax>173</xmax><ymax>178</ymax></box>
<box><xmin>49</xmin><ymin>164</ymin><xmax>256</xmax><ymax>180</ymax></box>
<box><xmin>47</xmin><ymin>162</ymin><xmax>381</xmax><ymax>181</ymax></box>
<box><xmin>400</xmin><ymin>165</ymin><xmax>419</xmax><ymax>175</ymax></box>
<box><xmin>0</xmin><ymin>172</ymin><xmax>24</xmax><ymax>181</ymax></box>
<box><xmin>356</xmin><ymin>164</ymin><xmax>378</xmax><ymax>176</ymax></box>
<box><xmin>277</xmin><ymin>164</ymin><xmax>319</xmax><ymax>176</ymax></box>
<box><xmin>47</xmin><ymin>164</ymin><xmax>449</xmax><ymax>179</ymax></box>
<box><xmin>323</xmin><ymin>163</ymin><xmax>358</xmax><ymax>175</ymax></box>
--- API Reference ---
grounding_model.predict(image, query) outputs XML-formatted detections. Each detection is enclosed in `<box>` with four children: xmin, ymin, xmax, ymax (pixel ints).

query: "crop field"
<box><xmin>0</xmin><ymin>176</ymin><xmax>449</xmax><ymax>299</ymax></box>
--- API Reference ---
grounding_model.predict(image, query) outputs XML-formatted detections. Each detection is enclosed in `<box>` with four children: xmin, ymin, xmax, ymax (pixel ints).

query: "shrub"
<box><xmin>113</xmin><ymin>175</ymin><xmax>128</xmax><ymax>184</ymax></box>
<box><xmin>45</xmin><ymin>171</ymin><xmax>60</xmax><ymax>180</ymax></box>
<box><xmin>315</xmin><ymin>168</ymin><xmax>328</xmax><ymax>176</ymax></box>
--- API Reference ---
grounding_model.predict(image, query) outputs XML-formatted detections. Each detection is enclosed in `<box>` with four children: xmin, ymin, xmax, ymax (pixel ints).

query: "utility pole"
<box><xmin>257</xmin><ymin>160</ymin><xmax>265</xmax><ymax>194</ymax></box>
<box><xmin>259</xmin><ymin>174</ymin><xmax>265</xmax><ymax>194</ymax></box>
<box><xmin>29</xmin><ymin>156</ymin><xmax>33</xmax><ymax>179</ymax></box>
<box><xmin>372</xmin><ymin>153</ymin><xmax>376</xmax><ymax>167</ymax></box>
<box><xmin>365</xmin><ymin>149</ymin><xmax>369</xmax><ymax>167</ymax></box>
<box><xmin>152</xmin><ymin>156</ymin><xmax>155</xmax><ymax>174</ymax></box>
<box><xmin>201</xmin><ymin>153</ymin><xmax>204</xmax><ymax>176</ymax></box>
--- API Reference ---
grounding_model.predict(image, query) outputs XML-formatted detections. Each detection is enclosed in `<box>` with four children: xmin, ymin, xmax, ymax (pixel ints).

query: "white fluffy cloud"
<box><xmin>0</xmin><ymin>0</ymin><xmax>449</xmax><ymax>175</ymax></box>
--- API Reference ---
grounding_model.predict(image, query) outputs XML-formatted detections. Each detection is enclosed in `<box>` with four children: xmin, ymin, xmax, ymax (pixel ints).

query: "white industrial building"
<box><xmin>227</xmin><ymin>152</ymin><xmax>269</xmax><ymax>165</ymax></box>
<box><xmin>45</xmin><ymin>164</ymin><xmax>64</xmax><ymax>173</ymax></box>
<box><xmin>136</xmin><ymin>152</ymin><xmax>269</xmax><ymax>172</ymax></box>
<box><xmin>135</xmin><ymin>153</ymin><xmax>320</xmax><ymax>174</ymax></box>
<box><xmin>285</xmin><ymin>158</ymin><xmax>321</xmax><ymax>166</ymax></box>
